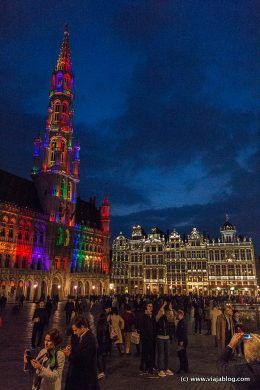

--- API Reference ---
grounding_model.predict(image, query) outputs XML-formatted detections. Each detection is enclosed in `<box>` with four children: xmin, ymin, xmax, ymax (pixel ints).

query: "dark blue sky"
<box><xmin>0</xmin><ymin>1</ymin><xmax>259</xmax><ymax>250</ymax></box>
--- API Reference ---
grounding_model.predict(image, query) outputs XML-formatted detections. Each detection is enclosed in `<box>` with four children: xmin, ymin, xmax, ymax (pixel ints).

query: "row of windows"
<box><xmin>145</xmin><ymin>245</ymin><xmax>163</xmax><ymax>252</ymax></box>
<box><xmin>0</xmin><ymin>225</ymin><xmax>45</xmax><ymax>244</ymax></box>
<box><xmin>112</xmin><ymin>269</ymin><xmax>128</xmax><ymax>276</ymax></box>
<box><xmin>145</xmin><ymin>269</ymin><xmax>164</xmax><ymax>279</ymax></box>
<box><xmin>187</xmin><ymin>262</ymin><xmax>207</xmax><ymax>270</ymax></box>
<box><xmin>187</xmin><ymin>276</ymin><xmax>208</xmax><ymax>282</ymax></box>
<box><xmin>209</xmin><ymin>264</ymin><xmax>253</xmax><ymax>276</ymax></box>
<box><xmin>130</xmin><ymin>254</ymin><xmax>142</xmax><ymax>262</ymax></box>
<box><xmin>130</xmin><ymin>266</ymin><xmax>143</xmax><ymax>277</ymax></box>
<box><xmin>168</xmin><ymin>263</ymin><xmax>186</xmax><ymax>271</ymax></box>
<box><xmin>71</xmin><ymin>263</ymin><xmax>105</xmax><ymax>274</ymax></box>
<box><xmin>145</xmin><ymin>255</ymin><xmax>164</xmax><ymax>265</ymax></box>
<box><xmin>209</xmin><ymin>249</ymin><xmax>252</xmax><ymax>261</ymax></box>
<box><xmin>0</xmin><ymin>254</ymin><xmax>45</xmax><ymax>271</ymax></box>
<box><xmin>113</xmin><ymin>254</ymin><xmax>129</xmax><ymax>261</ymax></box>
<box><xmin>168</xmin><ymin>275</ymin><xmax>186</xmax><ymax>282</ymax></box>
<box><xmin>75</xmin><ymin>234</ymin><xmax>102</xmax><ymax>243</ymax></box>
<box><xmin>113</xmin><ymin>248</ymin><xmax>253</xmax><ymax>262</ymax></box>
<box><xmin>50</xmin><ymin>140</ymin><xmax>66</xmax><ymax>164</ymax></box>
<box><xmin>74</xmin><ymin>243</ymin><xmax>103</xmax><ymax>253</ymax></box>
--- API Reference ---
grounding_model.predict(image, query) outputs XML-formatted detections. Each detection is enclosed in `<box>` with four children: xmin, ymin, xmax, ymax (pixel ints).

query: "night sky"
<box><xmin>0</xmin><ymin>1</ymin><xmax>259</xmax><ymax>250</ymax></box>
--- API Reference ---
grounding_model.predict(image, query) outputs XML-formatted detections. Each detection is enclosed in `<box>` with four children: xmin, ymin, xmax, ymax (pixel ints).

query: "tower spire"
<box><xmin>56</xmin><ymin>24</ymin><xmax>71</xmax><ymax>72</ymax></box>
<box><xmin>32</xmin><ymin>27</ymin><xmax>78</xmax><ymax>227</ymax></box>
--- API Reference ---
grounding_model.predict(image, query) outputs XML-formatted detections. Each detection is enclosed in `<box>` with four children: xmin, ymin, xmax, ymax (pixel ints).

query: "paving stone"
<box><xmin>0</xmin><ymin>303</ymin><xmax>245</xmax><ymax>389</ymax></box>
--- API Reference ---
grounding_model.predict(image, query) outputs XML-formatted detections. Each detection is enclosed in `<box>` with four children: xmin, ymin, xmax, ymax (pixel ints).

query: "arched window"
<box><xmin>31</xmin><ymin>258</ymin><xmax>36</xmax><ymax>269</ymax></box>
<box><xmin>39</xmin><ymin>229</ymin><xmax>44</xmax><ymax>244</ymax></box>
<box><xmin>8</xmin><ymin>223</ymin><xmax>14</xmax><ymax>238</ymax></box>
<box><xmin>56</xmin><ymin>74</ymin><xmax>63</xmax><ymax>88</ymax></box>
<box><xmin>22</xmin><ymin>257</ymin><xmax>27</xmax><ymax>269</ymax></box>
<box><xmin>65</xmin><ymin>229</ymin><xmax>70</xmax><ymax>246</ymax></box>
<box><xmin>54</xmin><ymin>101</ymin><xmax>61</xmax><ymax>121</ymax></box>
<box><xmin>15</xmin><ymin>255</ymin><xmax>19</xmax><ymax>268</ymax></box>
<box><xmin>25</xmin><ymin>224</ymin><xmax>30</xmax><ymax>241</ymax></box>
<box><xmin>61</xmin><ymin>179</ymin><xmax>66</xmax><ymax>198</ymax></box>
<box><xmin>51</xmin><ymin>140</ymin><xmax>57</xmax><ymax>162</ymax></box>
<box><xmin>1</xmin><ymin>216</ymin><xmax>8</xmax><ymax>237</ymax></box>
<box><xmin>62</xmin><ymin>102</ymin><xmax>68</xmax><ymax>113</ymax></box>
<box><xmin>33</xmin><ymin>228</ymin><xmax>38</xmax><ymax>243</ymax></box>
<box><xmin>37</xmin><ymin>258</ymin><xmax>41</xmax><ymax>270</ymax></box>
<box><xmin>5</xmin><ymin>255</ymin><xmax>10</xmax><ymax>268</ymax></box>
<box><xmin>64</xmin><ymin>75</ymin><xmax>70</xmax><ymax>88</ymax></box>
<box><xmin>0</xmin><ymin>223</ymin><xmax>5</xmax><ymax>237</ymax></box>
<box><xmin>18</xmin><ymin>221</ymin><xmax>24</xmax><ymax>241</ymax></box>
<box><xmin>67</xmin><ymin>182</ymin><xmax>72</xmax><ymax>201</ymax></box>
<box><xmin>61</xmin><ymin>141</ymin><xmax>65</xmax><ymax>163</ymax></box>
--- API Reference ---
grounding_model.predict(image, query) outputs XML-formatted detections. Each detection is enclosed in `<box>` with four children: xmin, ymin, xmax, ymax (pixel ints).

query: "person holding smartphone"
<box><xmin>24</xmin><ymin>328</ymin><xmax>65</xmax><ymax>390</ymax></box>
<box><xmin>218</xmin><ymin>332</ymin><xmax>260</xmax><ymax>389</ymax></box>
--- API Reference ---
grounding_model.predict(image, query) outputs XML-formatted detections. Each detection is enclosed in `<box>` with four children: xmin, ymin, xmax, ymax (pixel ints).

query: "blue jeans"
<box><xmin>157</xmin><ymin>338</ymin><xmax>170</xmax><ymax>371</ymax></box>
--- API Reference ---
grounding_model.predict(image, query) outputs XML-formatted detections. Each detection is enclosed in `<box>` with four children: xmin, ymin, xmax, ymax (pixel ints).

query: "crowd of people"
<box><xmin>22</xmin><ymin>293</ymin><xmax>260</xmax><ymax>390</ymax></box>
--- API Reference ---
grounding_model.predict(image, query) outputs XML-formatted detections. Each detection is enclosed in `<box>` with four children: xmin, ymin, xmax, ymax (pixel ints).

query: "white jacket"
<box><xmin>33</xmin><ymin>349</ymin><xmax>65</xmax><ymax>390</ymax></box>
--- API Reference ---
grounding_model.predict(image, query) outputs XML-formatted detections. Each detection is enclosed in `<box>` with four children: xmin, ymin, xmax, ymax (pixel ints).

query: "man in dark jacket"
<box><xmin>155</xmin><ymin>302</ymin><xmax>174</xmax><ymax>377</ymax></box>
<box><xmin>176</xmin><ymin>309</ymin><xmax>189</xmax><ymax>374</ymax></box>
<box><xmin>31</xmin><ymin>301</ymin><xmax>48</xmax><ymax>348</ymax></box>
<box><xmin>64</xmin><ymin>317</ymin><xmax>99</xmax><ymax>390</ymax></box>
<box><xmin>138</xmin><ymin>302</ymin><xmax>156</xmax><ymax>374</ymax></box>
<box><xmin>64</xmin><ymin>298</ymin><xmax>75</xmax><ymax>324</ymax></box>
<box><xmin>194</xmin><ymin>302</ymin><xmax>203</xmax><ymax>334</ymax></box>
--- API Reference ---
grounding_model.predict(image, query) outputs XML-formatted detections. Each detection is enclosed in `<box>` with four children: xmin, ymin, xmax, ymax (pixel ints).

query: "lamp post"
<box><xmin>74</xmin><ymin>285</ymin><xmax>77</xmax><ymax>297</ymax></box>
<box><xmin>92</xmin><ymin>285</ymin><xmax>95</xmax><ymax>297</ymax></box>
<box><xmin>109</xmin><ymin>283</ymin><xmax>114</xmax><ymax>296</ymax></box>
<box><xmin>33</xmin><ymin>282</ymin><xmax>38</xmax><ymax>303</ymax></box>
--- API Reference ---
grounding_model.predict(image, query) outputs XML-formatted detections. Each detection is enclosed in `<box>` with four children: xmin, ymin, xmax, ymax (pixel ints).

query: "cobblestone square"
<box><xmin>0</xmin><ymin>302</ymin><xmax>246</xmax><ymax>390</ymax></box>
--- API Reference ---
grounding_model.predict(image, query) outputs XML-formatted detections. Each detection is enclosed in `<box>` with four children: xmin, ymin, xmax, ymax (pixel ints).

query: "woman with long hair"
<box><xmin>24</xmin><ymin>328</ymin><xmax>65</xmax><ymax>390</ymax></box>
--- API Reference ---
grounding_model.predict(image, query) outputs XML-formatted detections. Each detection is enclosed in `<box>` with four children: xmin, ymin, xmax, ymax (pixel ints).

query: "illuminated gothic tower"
<box><xmin>32</xmin><ymin>26</ymin><xmax>79</xmax><ymax>226</ymax></box>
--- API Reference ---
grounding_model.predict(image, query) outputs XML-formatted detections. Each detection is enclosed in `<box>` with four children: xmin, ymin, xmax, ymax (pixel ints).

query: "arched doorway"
<box><xmin>16</xmin><ymin>280</ymin><xmax>24</xmax><ymax>297</ymax></box>
<box><xmin>25</xmin><ymin>281</ymin><xmax>32</xmax><ymax>301</ymax></box>
<box><xmin>78</xmin><ymin>281</ymin><xmax>83</xmax><ymax>296</ymax></box>
<box><xmin>41</xmin><ymin>280</ymin><xmax>47</xmax><ymax>299</ymax></box>
<box><xmin>1</xmin><ymin>280</ymin><xmax>7</xmax><ymax>294</ymax></box>
<box><xmin>70</xmin><ymin>281</ymin><xmax>76</xmax><ymax>297</ymax></box>
<box><xmin>51</xmin><ymin>277</ymin><xmax>61</xmax><ymax>298</ymax></box>
<box><xmin>85</xmin><ymin>281</ymin><xmax>90</xmax><ymax>296</ymax></box>
<box><xmin>10</xmin><ymin>280</ymin><xmax>16</xmax><ymax>299</ymax></box>
<box><xmin>33</xmin><ymin>281</ymin><xmax>39</xmax><ymax>302</ymax></box>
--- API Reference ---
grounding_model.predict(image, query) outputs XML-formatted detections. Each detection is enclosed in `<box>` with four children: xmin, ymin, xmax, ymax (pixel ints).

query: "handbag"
<box><xmin>130</xmin><ymin>331</ymin><xmax>140</xmax><ymax>345</ymax></box>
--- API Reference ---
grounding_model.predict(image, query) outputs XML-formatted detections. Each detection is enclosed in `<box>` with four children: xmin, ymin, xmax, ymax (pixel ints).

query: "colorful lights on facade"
<box><xmin>0</xmin><ymin>27</ymin><xmax>110</xmax><ymax>300</ymax></box>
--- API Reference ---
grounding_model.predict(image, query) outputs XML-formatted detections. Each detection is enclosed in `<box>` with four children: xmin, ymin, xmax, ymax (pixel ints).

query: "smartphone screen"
<box><xmin>243</xmin><ymin>333</ymin><xmax>251</xmax><ymax>339</ymax></box>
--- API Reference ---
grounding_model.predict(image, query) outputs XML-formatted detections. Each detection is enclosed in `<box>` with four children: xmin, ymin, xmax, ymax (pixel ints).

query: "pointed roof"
<box><xmin>221</xmin><ymin>214</ymin><xmax>235</xmax><ymax>231</ymax></box>
<box><xmin>56</xmin><ymin>25</ymin><xmax>72</xmax><ymax>72</ymax></box>
<box><xmin>102</xmin><ymin>196</ymin><xmax>110</xmax><ymax>206</ymax></box>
